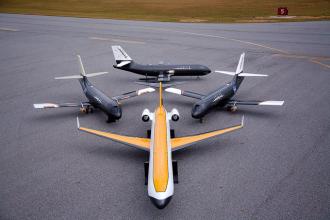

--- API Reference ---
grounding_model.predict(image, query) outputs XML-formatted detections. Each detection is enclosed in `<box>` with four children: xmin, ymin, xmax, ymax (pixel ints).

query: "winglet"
<box><xmin>241</xmin><ymin>115</ymin><xmax>245</xmax><ymax>127</ymax></box>
<box><xmin>76</xmin><ymin>117</ymin><xmax>80</xmax><ymax>129</ymax></box>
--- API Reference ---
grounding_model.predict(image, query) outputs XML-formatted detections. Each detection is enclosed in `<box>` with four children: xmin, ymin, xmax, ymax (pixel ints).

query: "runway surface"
<box><xmin>0</xmin><ymin>13</ymin><xmax>329</xmax><ymax>219</ymax></box>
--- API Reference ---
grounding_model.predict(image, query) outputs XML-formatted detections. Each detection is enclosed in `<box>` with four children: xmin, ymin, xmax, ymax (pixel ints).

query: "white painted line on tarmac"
<box><xmin>0</xmin><ymin>27</ymin><xmax>19</xmax><ymax>32</ymax></box>
<box><xmin>144</xmin><ymin>27</ymin><xmax>289</xmax><ymax>54</ymax></box>
<box><xmin>89</xmin><ymin>37</ymin><xmax>145</xmax><ymax>44</ymax></box>
<box><xmin>145</xmin><ymin>27</ymin><xmax>330</xmax><ymax>70</ymax></box>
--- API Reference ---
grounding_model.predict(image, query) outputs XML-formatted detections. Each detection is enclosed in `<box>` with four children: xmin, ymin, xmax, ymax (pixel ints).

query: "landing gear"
<box><xmin>170</xmin><ymin>129</ymin><xmax>175</xmax><ymax>138</ymax></box>
<box><xmin>199</xmin><ymin>118</ymin><xmax>204</xmax><ymax>123</ymax></box>
<box><xmin>227</xmin><ymin>105</ymin><xmax>238</xmax><ymax>112</ymax></box>
<box><xmin>80</xmin><ymin>106</ymin><xmax>93</xmax><ymax>114</ymax></box>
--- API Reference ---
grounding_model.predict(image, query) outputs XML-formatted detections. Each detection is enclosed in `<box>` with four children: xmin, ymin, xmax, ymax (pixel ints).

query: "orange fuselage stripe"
<box><xmin>153</xmin><ymin>106</ymin><xmax>169</xmax><ymax>192</ymax></box>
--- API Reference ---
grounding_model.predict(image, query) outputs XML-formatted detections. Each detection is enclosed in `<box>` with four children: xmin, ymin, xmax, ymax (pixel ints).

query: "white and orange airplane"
<box><xmin>77</xmin><ymin>83</ymin><xmax>244</xmax><ymax>209</ymax></box>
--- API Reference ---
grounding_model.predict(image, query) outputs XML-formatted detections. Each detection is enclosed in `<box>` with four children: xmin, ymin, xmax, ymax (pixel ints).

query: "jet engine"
<box><xmin>170</xmin><ymin>108</ymin><xmax>180</xmax><ymax>121</ymax></box>
<box><xmin>142</xmin><ymin>109</ymin><xmax>151</xmax><ymax>122</ymax></box>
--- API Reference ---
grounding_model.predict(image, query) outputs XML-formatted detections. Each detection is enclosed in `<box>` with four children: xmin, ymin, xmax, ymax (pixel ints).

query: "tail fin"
<box><xmin>215</xmin><ymin>53</ymin><xmax>268</xmax><ymax>77</ymax></box>
<box><xmin>236</xmin><ymin>53</ymin><xmax>245</xmax><ymax>74</ymax></box>
<box><xmin>77</xmin><ymin>55</ymin><xmax>86</xmax><ymax>77</ymax></box>
<box><xmin>55</xmin><ymin>55</ymin><xmax>108</xmax><ymax>80</ymax></box>
<box><xmin>112</xmin><ymin>45</ymin><xmax>132</xmax><ymax>67</ymax></box>
<box><xmin>159</xmin><ymin>82</ymin><xmax>163</xmax><ymax>107</ymax></box>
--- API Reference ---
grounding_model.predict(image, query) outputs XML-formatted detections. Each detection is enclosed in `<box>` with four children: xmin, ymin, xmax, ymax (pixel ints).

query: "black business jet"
<box><xmin>34</xmin><ymin>55</ymin><xmax>155</xmax><ymax>122</ymax></box>
<box><xmin>111</xmin><ymin>46</ymin><xmax>211</xmax><ymax>82</ymax></box>
<box><xmin>165</xmin><ymin>53</ymin><xmax>284</xmax><ymax>122</ymax></box>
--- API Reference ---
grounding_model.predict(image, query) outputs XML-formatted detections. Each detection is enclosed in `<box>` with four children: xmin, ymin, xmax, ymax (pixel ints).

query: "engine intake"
<box><xmin>142</xmin><ymin>109</ymin><xmax>151</xmax><ymax>122</ymax></box>
<box><xmin>170</xmin><ymin>108</ymin><xmax>180</xmax><ymax>121</ymax></box>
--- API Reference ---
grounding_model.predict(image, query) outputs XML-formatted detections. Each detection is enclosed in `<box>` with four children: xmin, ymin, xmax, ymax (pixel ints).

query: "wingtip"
<box><xmin>241</xmin><ymin>115</ymin><xmax>245</xmax><ymax>127</ymax></box>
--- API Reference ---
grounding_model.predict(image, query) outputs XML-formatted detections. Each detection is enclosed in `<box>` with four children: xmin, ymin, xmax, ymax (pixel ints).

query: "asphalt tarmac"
<box><xmin>0</xmin><ymin>13</ymin><xmax>329</xmax><ymax>220</ymax></box>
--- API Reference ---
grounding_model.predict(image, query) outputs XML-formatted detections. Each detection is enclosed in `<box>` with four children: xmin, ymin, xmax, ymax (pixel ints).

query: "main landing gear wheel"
<box><xmin>227</xmin><ymin>105</ymin><xmax>238</xmax><ymax>112</ymax></box>
<box><xmin>80</xmin><ymin>106</ymin><xmax>93</xmax><ymax>114</ymax></box>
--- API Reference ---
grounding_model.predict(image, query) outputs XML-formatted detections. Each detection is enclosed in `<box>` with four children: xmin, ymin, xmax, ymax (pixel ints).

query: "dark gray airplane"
<box><xmin>34</xmin><ymin>55</ymin><xmax>155</xmax><ymax>122</ymax></box>
<box><xmin>112</xmin><ymin>46</ymin><xmax>211</xmax><ymax>82</ymax></box>
<box><xmin>165</xmin><ymin>53</ymin><xmax>284</xmax><ymax>122</ymax></box>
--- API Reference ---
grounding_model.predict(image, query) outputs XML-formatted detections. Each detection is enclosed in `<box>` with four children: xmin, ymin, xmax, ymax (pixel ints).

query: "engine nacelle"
<box><xmin>142</xmin><ymin>109</ymin><xmax>151</xmax><ymax>122</ymax></box>
<box><xmin>170</xmin><ymin>108</ymin><xmax>180</xmax><ymax>121</ymax></box>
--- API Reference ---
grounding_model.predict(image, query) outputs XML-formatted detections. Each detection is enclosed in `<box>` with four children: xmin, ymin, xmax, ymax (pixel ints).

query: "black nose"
<box><xmin>150</xmin><ymin>196</ymin><xmax>172</xmax><ymax>209</ymax></box>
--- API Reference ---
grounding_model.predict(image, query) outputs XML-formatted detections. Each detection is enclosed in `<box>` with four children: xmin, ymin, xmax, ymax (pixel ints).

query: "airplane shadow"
<box><xmin>29</xmin><ymin>109</ymin><xmax>106</xmax><ymax>122</ymax></box>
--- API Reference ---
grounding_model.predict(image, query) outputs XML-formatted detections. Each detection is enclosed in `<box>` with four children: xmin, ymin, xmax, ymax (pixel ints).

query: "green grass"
<box><xmin>0</xmin><ymin>0</ymin><xmax>329</xmax><ymax>23</ymax></box>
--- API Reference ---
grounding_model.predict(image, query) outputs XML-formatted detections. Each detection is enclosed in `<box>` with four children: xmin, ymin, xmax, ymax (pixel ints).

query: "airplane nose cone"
<box><xmin>192</xmin><ymin>111</ymin><xmax>201</xmax><ymax>119</ymax></box>
<box><xmin>150</xmin><ymin>196</ymin><xmax>172</xmax><ymax>209</ymax></box>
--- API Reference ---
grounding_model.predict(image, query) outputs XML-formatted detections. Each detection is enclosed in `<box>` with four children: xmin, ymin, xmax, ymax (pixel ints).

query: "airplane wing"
<box><xmin>33</xmin><ymin>102</ymin><xmax>90</xmax><ymax>109</ymax></box>
<box><xmin>77</xmin><ymin>118</ymin><xmax>150</xmax><ymax>151</ymax></box>
<box><xmin>165</xmin><ymin>88</ymin><xmax>204</xmax><ymax>100</ymax></box>
<box><xmin>112</xmin><ymin>87</ymin><xmax>155</xmax><ymax>101</ymax></box>
<box><xmin>227</xmin><ymin>100</ymin><xmax>284</xmax><ymax>106</ymax></box>
<box><xmin>171</xmin><ymin>116</ymin><xmax>244</xmax><ymax>151</ymax></box>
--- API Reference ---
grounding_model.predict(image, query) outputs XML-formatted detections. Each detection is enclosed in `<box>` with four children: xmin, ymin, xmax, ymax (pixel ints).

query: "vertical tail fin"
<box><xmin>77</xmin><ymin>55</ymin><xmax>86</xmax><ymax>77</ymax></box>
<box><xmin>235</xmin><ymin>53</ymin><xmax>245</xmax><ymax>74</ymax></box>
<box><xmin>112</xmin><ymin>46</ymin><xmax>132</xmax><ymax>67</ymax></box>
<box><xmin>159</xmin><ymin>82</ymin><xmax>163</xmax><ymax>107</ymax></box>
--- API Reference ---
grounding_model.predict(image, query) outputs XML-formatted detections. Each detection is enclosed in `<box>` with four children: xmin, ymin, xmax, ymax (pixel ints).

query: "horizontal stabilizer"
<box><xmin>33</xmin><ymin>102</ymin><xmax>90</xmax><ymax>109</ymax></box>
<box><xmin>112</xmin><ymin>87</ymin><xmax>155</xmax><ymax>101</ymax></box>
<box><xmin>55</xmin><ymin>72</ymin><xmax>108</xmax><ymax>80</ymax></box>
<box><xmin>215</xmin><ymin>71</ymin><xmax>268</xmax><ymax>77</ymax></box>
<box><xmin>55</xmin><ymin>75</ymin><xmax>83</xmax><ymax>80</ymax></box>
<box><xmin>33</xmin><ymin>103</ymin><xmax>59</xmax><ymax>108</ymax></box>
<box><xmin>228</xmin><ymin>100</ymin><xmax>284</xmax><ymax>106</ymax></box>
<box><xmin>112</xmin><ymin>45</ymin><xmax>132</xmax><ymax>62</ymax></box>
<box><xmin>239</xmin><ymin>73</ymin><xmax>268</xmax><ymax>77</ymax></box>
<box><xmin>116</xmin><ymin>61</ymin><xmax>131</xmax><ymax>67</ymax></box>
<box><xmin>85</xmin><ymin>72</ymin><xmax>109</xmax><ymax>77</ymax></box>
<box><xmin>258</xmin><ymin>101</ymin><xmax>284</xmax><ymax>106</ymax></box>
<box><xmin>165</xmin><ymin>87</ymin><xmax>204</xmax><ymax>99</ymax></box>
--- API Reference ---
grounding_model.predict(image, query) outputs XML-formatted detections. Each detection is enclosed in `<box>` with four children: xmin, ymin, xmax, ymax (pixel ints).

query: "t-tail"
<box><xmin>54</xmin><ymin>55</ymin><xmax>108</xmax><ymax>80</ymax></box>
<box><xmin>112</xmin><ymin>45</ymin><xmax>133</xmax><ymax>68</ymax></box>
<box><xmin>215</xmin><ymin>53</ymin><xmax>268</xmax><ymax>84</ymax></box>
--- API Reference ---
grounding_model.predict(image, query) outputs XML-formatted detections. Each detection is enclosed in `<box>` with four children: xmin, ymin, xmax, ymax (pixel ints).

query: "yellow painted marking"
<box><xmin>89</xmin><ymin>37</ymin><xmax>145</xmax><ymax>44</ymax></box>
<box><xmin>79</xmin><ymin>127</ymin><xmax>150</xmax><ymax>150</ymax></box>
<box><xmin>171</xmin><ymin>124</ymin><xmax>243</xmax><ymax>150</ymax></box>
<box><xmin>0</xmin><ymin>27</ymin><xmax>19</xmax><ymax>32</ymax></box>
<box><xmin>310</xmin><ymin>59</ymin><xmax>330</xmax><ymax>69</ymax></box>
<box><xmin>153</xmin><ymin>106</ymin><xmax>169</xmax><ymax>192</ymax></box>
